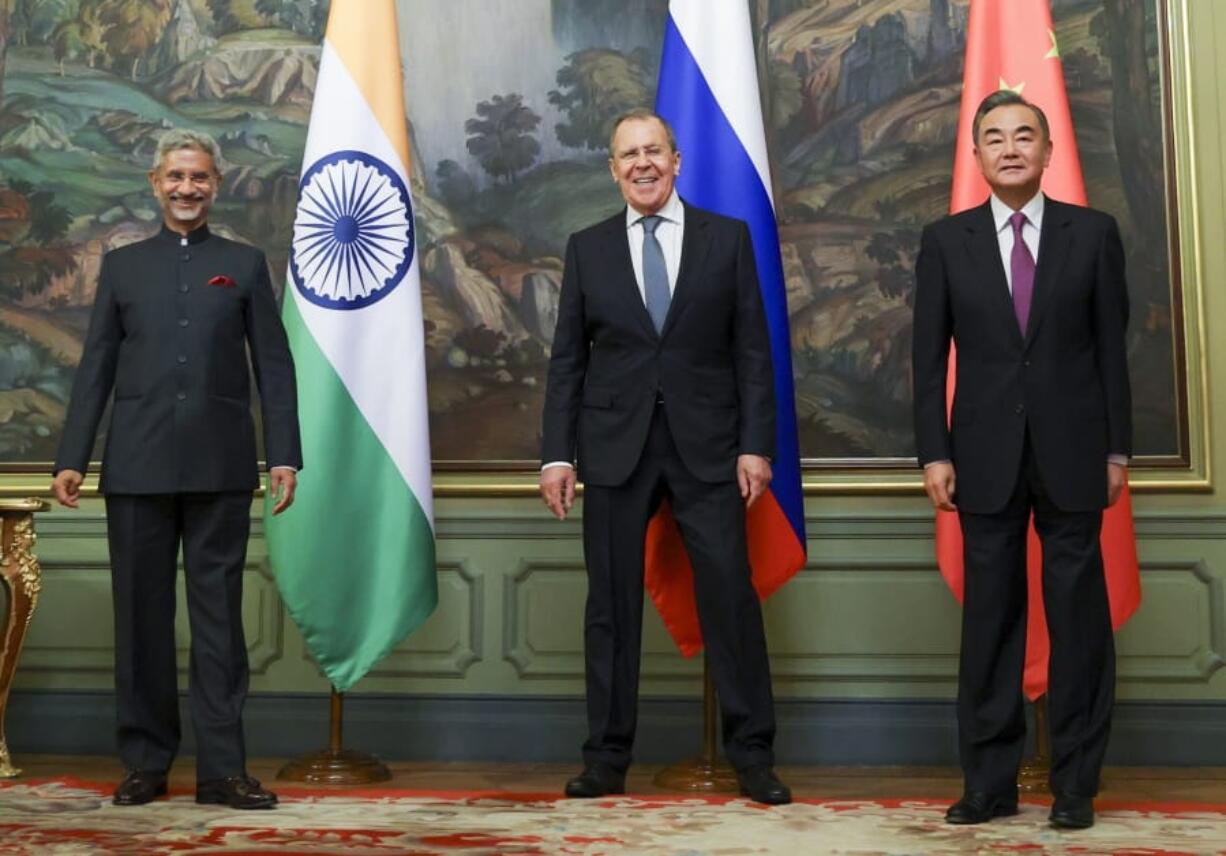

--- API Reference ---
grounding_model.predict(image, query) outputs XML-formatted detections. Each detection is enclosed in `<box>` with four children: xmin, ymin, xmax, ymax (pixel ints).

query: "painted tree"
<box><xmin>207</xmin><ymin>0</ymin><xmax>240</xmax><ymax>35</ymax></box>
<box><xmin>256</xmin><ymin>0</ymin><xmax>326</xmax><ymax>38</ymax></box>
<box><xmin>0</xmin><ymin>0</ymin><xmax>12</xmax><ymax>110</ymax></box>
<box><xmin>547</xmin><ymin>48</ymin><xmax>651</xmax><ymax>151</ymax></box>
<box><xmin>465</xmin><ymin>94</ymin><xmax>542</xmax><ymax>185</ymax></box>
<box><xmin>436</xmin><ymin>159</ymin><xmax>476</xmax><ymax>208</ymax></box>
<box><xmin>51</xmin><ymin>5</ymin><xmax>107</xmax><ymax>74</ymax></box>
<box><xmin>98</xmin><ymin>0</ymin><xmax>171</xmax><ymax>79</ymax></box>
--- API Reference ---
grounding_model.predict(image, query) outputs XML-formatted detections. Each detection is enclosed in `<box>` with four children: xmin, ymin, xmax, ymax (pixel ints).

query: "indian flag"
<box><xmin>266</xmin><ymin>0</ymin><xmax>437</xmax><ymax>693</ymax></box>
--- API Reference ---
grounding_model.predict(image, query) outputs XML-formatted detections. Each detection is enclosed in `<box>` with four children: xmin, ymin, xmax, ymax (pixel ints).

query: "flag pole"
<box><xmin>652</xmin><ymin>656</ymin><xmax>738</xmax><ymax>793</ymax></box>
<box><xmin>277</xmin><ymin>687</ymin><xmax>392</xmax><ymax>785</ymax></box>
<box><xmin>1018</xmin><ymin>695</ymin><xmax>1052</xmax><ymax>794</ymax></box>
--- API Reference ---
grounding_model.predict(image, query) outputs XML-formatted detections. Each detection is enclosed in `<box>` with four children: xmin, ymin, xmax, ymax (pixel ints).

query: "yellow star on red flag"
<box><xmin>998</xmin><ymin>77</ymin><xmax>1026</xmax><ymax>94</ymax></box>
<box><xmin>1046</xmin><ymin>29</ymin><xmax>1060</xmax><ymax>59</ymax></box>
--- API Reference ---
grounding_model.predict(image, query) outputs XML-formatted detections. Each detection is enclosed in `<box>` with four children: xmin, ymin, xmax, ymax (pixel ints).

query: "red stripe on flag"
<box><xmin>645</xmin><ymin>491</ymin><xmax>807</xmax><ymax>657</ymax></box>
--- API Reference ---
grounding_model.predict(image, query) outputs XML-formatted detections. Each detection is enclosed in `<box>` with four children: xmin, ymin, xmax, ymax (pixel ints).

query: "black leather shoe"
<box><xmin>736</xmin><ymin>765</ymin><xmax>792</xmax><ymax>805</ymax></box>
<box><xmin>1050</xmin><ymin>794</ymin><xmax>1094</xmax><ymax>829</ymax></box>
<box><xmin>945</xmin><ymin>791</ymin><xmax>1019</xmax><ymax>824</ymax></box>
<box><xmin>564</xmin><ymin>764</ymin><xmax>625</xmax><ymax>798</ymax></box>
<box><xmin>112</xmin><ymin>770</ymin><xmax>168</xmax><ymax>806</ymax></box>
<box><xmin>196</xmin><ymin>775</ymin><xmax>278</xmax><ymax>809</ymax></box>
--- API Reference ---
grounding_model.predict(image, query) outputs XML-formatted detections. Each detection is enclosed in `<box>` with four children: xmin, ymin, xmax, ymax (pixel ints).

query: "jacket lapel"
<box><xmin>963</xmin><ymin>201</ymin><xmax>1023</xmax><ymax>348</ymax></box>
<box><xmin>1024</xmin><ymin>196</ymin><xmax>1073</xmax><ymax>345</ymax></box>
<box><xmin>601</xmin><ymin>210</ymin><xmax>658</xmax><ymax>340</ymax></box>
<box><xmin>659</xmin><ymin>201</ymin><xmax>710</xmax><ymax>339</ymax></box>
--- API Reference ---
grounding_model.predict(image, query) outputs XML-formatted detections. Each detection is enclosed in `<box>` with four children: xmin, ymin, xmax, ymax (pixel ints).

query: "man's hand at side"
<box><xmin>923</xmin><ymin>461</ymin><xmax>957</xmax><ymax>511</ymax></box>
<box><xmin>540</xmin><ymin>465</ymin><xmax>577</xmax><ymax>520</ymax></box>
<box><xmin>269</xmin><ymin>468</ymin><xmax>297</xmax><ymax>515</ymax></box>
<box><xmin>1107</xmin><ymin>462</ymin><xmax>1127</xmax><ymax>507</ymax></box>
<box><xmin>51</xmin><ymin>469</ymin><xmax>84</xmax><ymax>509</ymax></box>
<box><xmin>737</xmin><ymin>454</ymin><xmax>772</xmax><ymax>508</ymax></box>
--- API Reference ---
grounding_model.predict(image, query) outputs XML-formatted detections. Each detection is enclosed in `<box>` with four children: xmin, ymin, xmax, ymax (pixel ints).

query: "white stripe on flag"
<box><xmin>668</xmin><ymin>0</ymin><xmax>774</xmax><ymax>205</ymax></box>
<box><xmin>291</xmin><ymin>40</ymin><xmax>433</xmax><ymax>521</ymax></box>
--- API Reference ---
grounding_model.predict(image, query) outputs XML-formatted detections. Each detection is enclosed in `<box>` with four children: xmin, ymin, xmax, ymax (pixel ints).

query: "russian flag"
<box><xmin>645</xmin><ymin>0</ymin><xmax>807</xmax><ymax>655</ymax></box>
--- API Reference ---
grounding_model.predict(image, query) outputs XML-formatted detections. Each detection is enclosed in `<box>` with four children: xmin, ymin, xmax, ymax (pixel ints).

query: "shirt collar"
<box><xmin>625</xmin><ymin>190</ymin><xmax>684</xmax><ymax>230</ymax></box>
<box><xmin>157</xmin><ymin>222</ymin><xmax>212</xmax><ymax>245</ymax></box>
<box><xmin>990</xmin><ymin>192</ymin><xmax>1045</xmax><ymax>234</ymax></box>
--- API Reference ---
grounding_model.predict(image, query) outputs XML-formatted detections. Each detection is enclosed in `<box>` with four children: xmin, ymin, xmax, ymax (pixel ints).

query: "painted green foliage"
<box><xmin>0</xmin><ymin>0</ymin><xmax>1179</xmax><ymax>466</ymax></box>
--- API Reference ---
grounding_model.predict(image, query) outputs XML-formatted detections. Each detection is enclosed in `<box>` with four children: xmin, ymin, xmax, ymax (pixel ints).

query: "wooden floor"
<box><xmin>12</xmin><ymin>756</ymin><xmax>1226</xmax><ymax>803</ymax></box>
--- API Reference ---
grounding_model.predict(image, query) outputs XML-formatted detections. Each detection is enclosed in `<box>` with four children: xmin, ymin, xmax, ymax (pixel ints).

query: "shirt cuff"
<box><xmin>541</xmin><ymin>461</ymin><xmax>574</xmax><ymax>472</ymax></box>
<box><xmin>269</xmin><ymin>465</ymin><xmax>298</xmax><ymax>472</ymax></box>
<box><xmin>923</xmin><ymin>459</ymin><xmax>952</xmax><ymax>469</ymax></box>
<box><xmin>1107</xmin><ymin>454</ymin><xmax>1129</xmax><ymax>467</ymax></box>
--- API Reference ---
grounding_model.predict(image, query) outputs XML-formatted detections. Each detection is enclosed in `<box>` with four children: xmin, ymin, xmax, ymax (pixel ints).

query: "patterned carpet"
<box><xmin>2</xmin><ymin>777</ymin><xmax>1225</xmax><ymax>854</ymax></box>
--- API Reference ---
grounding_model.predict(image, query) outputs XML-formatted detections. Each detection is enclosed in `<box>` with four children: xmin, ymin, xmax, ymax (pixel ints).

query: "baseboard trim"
<box><xmin>5</xmin><ymin>692</ymin><xmax>1224</xmax><ymax>766</ymax></box>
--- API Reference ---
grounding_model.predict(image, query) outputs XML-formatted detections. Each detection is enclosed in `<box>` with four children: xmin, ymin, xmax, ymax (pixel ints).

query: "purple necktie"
<box><xmin>1009</xmin><ymin>211</ymin><xmax>1035</xmax><ymax>333</ymax></box>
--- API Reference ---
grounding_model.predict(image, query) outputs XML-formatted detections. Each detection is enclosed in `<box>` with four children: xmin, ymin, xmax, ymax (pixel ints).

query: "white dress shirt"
<box><xmin>542</xmin><ymin>192</ymin><xmax>686</xmax><ymax>473</ymax></box>
<box><xmin>626</xmin><ymin>190</ymin><xmax>684</xmax><ymax>301</ymax></box>
<box><xmin>990</xmin><ymin>191</ymin><xmax>1043</xmax><ymax>293</ymax></box>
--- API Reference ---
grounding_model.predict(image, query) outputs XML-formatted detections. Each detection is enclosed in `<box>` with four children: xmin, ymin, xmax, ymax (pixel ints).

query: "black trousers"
<box><xmin>579</xmin><ymin>404</ymin><xmax>776</xmax><ymax>772</ymax></box>
<box><xmin>105</xmin><ymin>492</ymin><xmax>253</xmax><ymax>781</ymax></box>
<box><xmin>956</xmin><ymin>438</ymin><xmax>1115</xmax><ymax>798</ymax></box>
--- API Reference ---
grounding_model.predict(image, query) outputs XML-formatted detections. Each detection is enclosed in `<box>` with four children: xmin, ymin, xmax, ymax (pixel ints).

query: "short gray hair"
<box><xmin>972</xmin><ymin>90</ymin><xmax>1051</xmax><ymax>144</ymax></box>
<box><xmin>152</xmin><ymin>128</ymin><xmax>221</xmax><ymax>173</ymax></box>
<box><xmin>607</xmin><ymin>108</ymin><xmax>678</xmax><ymax>158</ymax></box>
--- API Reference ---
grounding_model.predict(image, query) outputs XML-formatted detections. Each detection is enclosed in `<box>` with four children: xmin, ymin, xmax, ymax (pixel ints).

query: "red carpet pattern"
<box><xmin>2</xmin><ymin>778</ymin><xmax>1225</xmax><ymax>854</ymax></box>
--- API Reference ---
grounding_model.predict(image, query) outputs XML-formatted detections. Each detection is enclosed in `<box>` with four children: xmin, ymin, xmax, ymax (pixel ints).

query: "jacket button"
<box><xmin>177</xmin><ymin>355</ymin><xmax>187</xmax><ymax>364</ymax></box>
<box><xmin>179</xmin><ymin>318</ymin><xmax>189</xmax><ymax>327</ymax></box>
<box><xmin>1015</xmin><ymin>403</ymin><xmax>1025</xmax><ymax>415</ymax></box>
<box><xmin>180</xmin><ymin>284</ymin><xmax>189</xmax><ymax>293</ymax></box>
<box><xmin>177</xmin><ymin>392</ymin><xmax>187</xmax><ymax>401</ymax></box>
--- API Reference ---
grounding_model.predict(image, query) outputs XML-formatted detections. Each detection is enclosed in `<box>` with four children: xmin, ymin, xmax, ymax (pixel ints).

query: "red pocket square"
<box><xmin>208</xmin><ymin>275</ymin><xmax>237</xmax><ymax>287</ymax></box>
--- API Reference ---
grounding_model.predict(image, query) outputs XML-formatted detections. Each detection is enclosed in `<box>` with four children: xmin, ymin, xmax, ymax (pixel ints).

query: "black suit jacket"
<box><xmin>55</xmin><ymin>225</ymin><xmax>302</xmax><ymax>493</ymax></box>
<box><xmin>912</xmin><ymin>197</ymin><xmax>1131</xmax><ymax>514</ymax></box>
<box><xmin>541</xmin><ymin>201</ymin><xmax>775</xmax><ymax>486</ymax></box>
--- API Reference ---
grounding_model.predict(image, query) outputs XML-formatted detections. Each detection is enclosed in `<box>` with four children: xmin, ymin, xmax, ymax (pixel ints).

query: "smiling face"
<box><xmin>149</xmin><ymin>147</ymin><xmax>220</xmax><ymax>234</ymax></box>
<box><xmin>608</xmin><ymin>116</ymin><xmax>681</xmax><ymax>216</ymax></box>
<box><xmin>973</xmin><ymin>103</ymin><xmax>1052</xmax><ymax>205</ymax></box>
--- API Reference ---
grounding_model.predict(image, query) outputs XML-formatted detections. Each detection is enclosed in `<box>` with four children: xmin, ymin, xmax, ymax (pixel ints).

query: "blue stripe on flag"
<box><xmin>656</xmin><ymin>16</ymin><xmax>805</xmax><ymax>545</ymax></box>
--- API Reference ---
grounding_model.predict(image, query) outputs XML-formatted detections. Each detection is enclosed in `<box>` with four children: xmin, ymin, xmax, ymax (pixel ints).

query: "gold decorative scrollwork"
<box><xmin>7</xmin><ymin>516</ymin><xmax>42</xmax><ymax>625</ymax></box>
<box><xmin>0</xmin><ymin>737</ymin><xmax>18</xmax><ymax>778</ymax></box>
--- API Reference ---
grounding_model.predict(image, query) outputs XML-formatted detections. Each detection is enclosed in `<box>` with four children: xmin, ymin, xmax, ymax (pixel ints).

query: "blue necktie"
<box><xmin>640</xmin><ymin>215</ymin><xmax>669</xmax><ymax>333</ymax></box>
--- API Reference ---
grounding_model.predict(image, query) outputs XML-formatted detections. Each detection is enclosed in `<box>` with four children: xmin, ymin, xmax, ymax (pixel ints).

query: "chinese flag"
<box><xmin>940</xmin><ymin>0</ymin><xmax>1142</xmax><ymax>699</ymax></box>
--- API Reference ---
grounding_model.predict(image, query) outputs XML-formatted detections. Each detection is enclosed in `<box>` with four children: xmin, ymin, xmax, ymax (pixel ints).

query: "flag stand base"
<box><xmin>652</xmin><ymin>658</ymin><xmax>739</xmax><ymax>794</ymax></box>
<box><xmin>1018</xmin><ymin>695</ymin><xmax>1051</xmax><ymax>794</ymax></box>
<box><xmin>276</xmin><ymin>689</ymin><xmax>392</xmax><ymax>785</ymax></box>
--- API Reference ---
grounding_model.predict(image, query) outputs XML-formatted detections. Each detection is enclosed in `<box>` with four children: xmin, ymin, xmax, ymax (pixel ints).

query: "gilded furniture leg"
<box><xmin>0</xmin><ymin>501</ymin><xmax>50</xmax><ymax>779</ymax></box>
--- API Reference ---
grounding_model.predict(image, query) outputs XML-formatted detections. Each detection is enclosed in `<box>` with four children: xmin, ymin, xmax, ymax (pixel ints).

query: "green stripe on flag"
<box><xmin>266</xmin><ymin>293</ymin><xmax>437</xmax><ymax>693</ymax></box>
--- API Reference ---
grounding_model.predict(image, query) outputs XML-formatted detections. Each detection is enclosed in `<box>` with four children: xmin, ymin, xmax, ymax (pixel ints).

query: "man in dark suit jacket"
<box><xmin>539</xmin><ymin>109</ymin><xmax>789</xmax><ymax>805</ymax></box>
<box><xmin>912</xmin><ymin>91</ymin><xmax>1131</xmax><ymax>830</ymax></box>
<box><xmin>51</xmin><ymin>129</ymin><xmax>302</xmax><ymax>810</ymax></box>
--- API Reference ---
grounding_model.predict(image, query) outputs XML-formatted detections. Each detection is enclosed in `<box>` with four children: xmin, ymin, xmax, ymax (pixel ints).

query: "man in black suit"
<box><xmin>51</xmin><ymin>129</ymin><xmax>301</xmax><ymax>809</ymax></box>
<box><xmin>912</xmin><ymin>91</ymin><xmax>1131</xmax><ymax>830</ymax></box>
<box><xmin>539</xmin><ymin>109</ymin><xmax>788</xmax><ymax>805</ymax></box>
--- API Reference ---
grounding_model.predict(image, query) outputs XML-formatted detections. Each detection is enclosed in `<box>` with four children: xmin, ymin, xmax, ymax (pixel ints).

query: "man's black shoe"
<box><xmin>1049</xmin><ymin>794</ymin><xmax>1094</xmax><ymax>829</ymax></box>
<box><xmin>736</xmin><ymin>765</ymin><xmax>792</xmax><ymax>805</ymax></box>
<box><xmin>112</xmin><ymin>770</ymin><xmax>168</xmax><ymax>806</ymax></box>
<box><xmin>196</xmin><ymin>775</ymin><xmax>278</xmax><ymax>809</ymax></box>
<box><xmin>944</xmin><ymin>791</ymin><xmax>1019</xmax><ymax>824</ymax></box>
<box><xmin>563</xmin><ymin>764</ymin><xmax>625</xmax><ymax>798</ymax></box>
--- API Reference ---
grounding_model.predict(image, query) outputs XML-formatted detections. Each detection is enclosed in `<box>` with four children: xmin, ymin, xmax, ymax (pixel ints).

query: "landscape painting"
<box><xmin>0</xmin><ymin>0</ymin><xmax>1183</xmax><ymax>472</ymax></box>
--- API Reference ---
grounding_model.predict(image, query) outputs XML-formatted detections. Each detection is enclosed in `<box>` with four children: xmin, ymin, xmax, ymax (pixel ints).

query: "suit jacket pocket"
<box><xmin>582</xmin><ymin>388</ymin><xmax>616</xmax><ymax>409</ymax></box>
